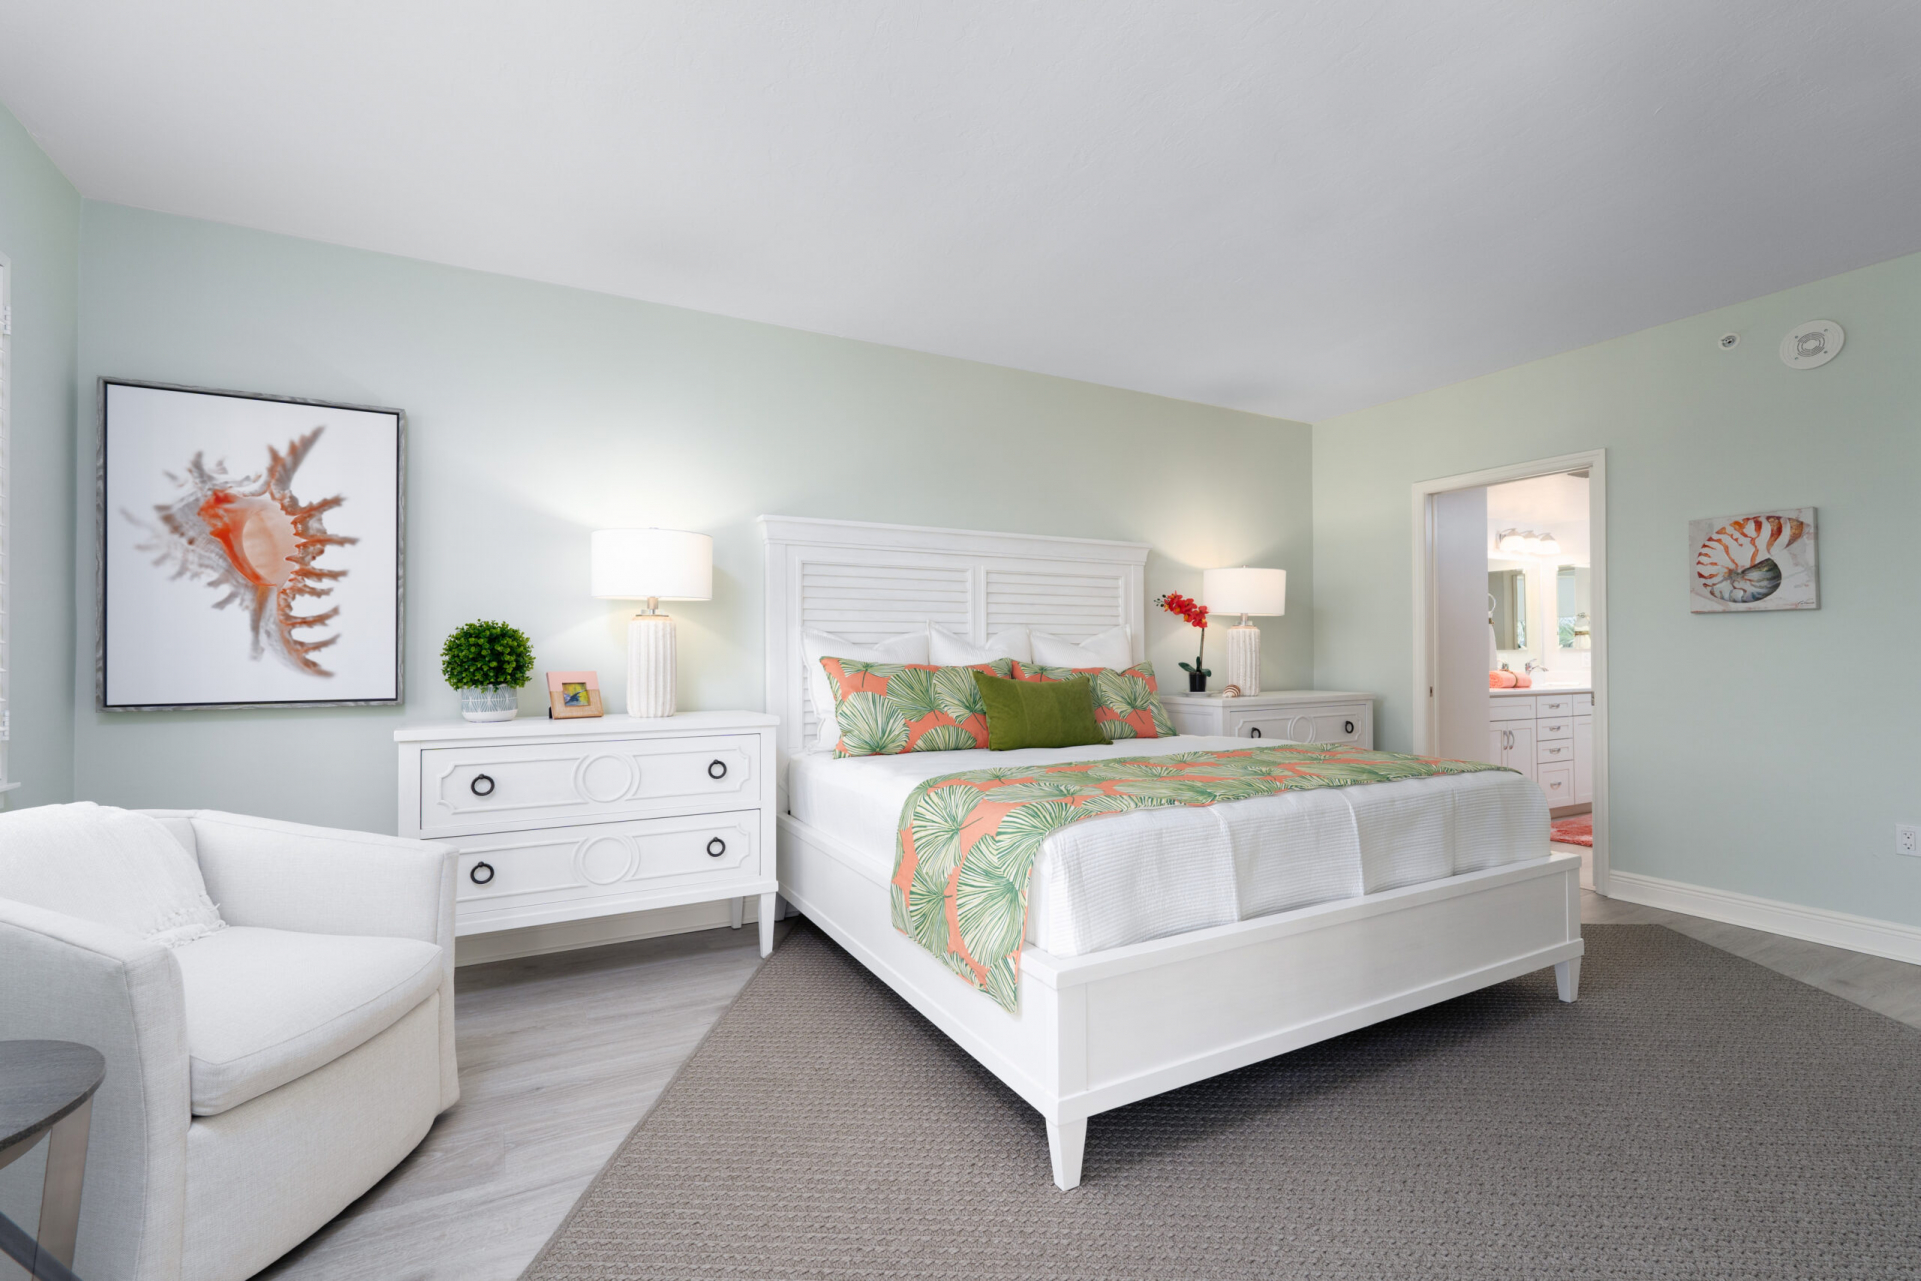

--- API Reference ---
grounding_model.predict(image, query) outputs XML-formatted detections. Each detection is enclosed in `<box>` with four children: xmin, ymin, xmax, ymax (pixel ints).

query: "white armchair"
<box><xmin>0</xmin><ymin>808</ymin><xmax>458</xmax><ymax>1281</ymax></box>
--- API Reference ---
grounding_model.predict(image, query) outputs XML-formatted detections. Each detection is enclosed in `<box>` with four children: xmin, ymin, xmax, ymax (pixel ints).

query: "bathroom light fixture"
<box><xmin>1495</xmin><ymin>528</ymin><xmax>1561</xmax><ymax>556</ymax></box>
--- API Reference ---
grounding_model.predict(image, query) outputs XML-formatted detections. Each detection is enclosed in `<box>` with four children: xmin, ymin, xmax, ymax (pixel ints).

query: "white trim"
<box><xmin>1608</xmin><ymin>870</ymin><xmax>1921</xmax><ymax>967</ymax></box>
<box><xmin>1409</xmin><ymin>449</ymin><xmax>1610</xmax><ymax>894</ymax></box>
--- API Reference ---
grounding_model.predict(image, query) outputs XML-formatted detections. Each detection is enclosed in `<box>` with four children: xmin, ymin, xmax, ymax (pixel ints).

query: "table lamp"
<box><xmin>591</xmin><ymin>528</ymin><xmax>713</xmax><ymax>718</ymax></box>
<box><xmin>1202</xmin><ymin>567</ymin><xmax>1286</xmax><ymax>695</ymax></box>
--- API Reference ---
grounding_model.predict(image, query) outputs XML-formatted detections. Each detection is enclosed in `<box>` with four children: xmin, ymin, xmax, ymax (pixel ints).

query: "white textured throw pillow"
<box><xmin>928</xmin><ymin>623</ymin><xmax>1033</xmax><ymax>666</ymax></box>
<box><xmin>1030</xmin><ymin>624</ymin><xmax>1134</xmax><ymax>670</ymax></box>
<box><xmin>0</xmin><ymin>801</ymin><xmax>226</xmax><ymax>947</ymax></box>
<box><xmin>803</xmin><ymin>628</ymin><xmax>930</xmax><ymax>751</ymax></box>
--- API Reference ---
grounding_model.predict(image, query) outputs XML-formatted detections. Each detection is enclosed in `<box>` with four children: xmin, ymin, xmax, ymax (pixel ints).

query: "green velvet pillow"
<box><xmin>972</xmin><ymin>670</ymin><xmax>1107</xmax><ymax>751</ymax></box>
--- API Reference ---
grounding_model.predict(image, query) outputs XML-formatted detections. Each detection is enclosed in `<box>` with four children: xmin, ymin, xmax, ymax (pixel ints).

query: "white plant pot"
<box><xmin>458</xmin><ymin>685</ymin><xmax>519</xmax><ymax>722</ymax></box>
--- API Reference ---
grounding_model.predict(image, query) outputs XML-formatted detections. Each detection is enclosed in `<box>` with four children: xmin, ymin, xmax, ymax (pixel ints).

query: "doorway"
<box><xmin>1411</xmin><ymin>451</ymin><xmax>1609</xmax><ymax>893</ymax></box>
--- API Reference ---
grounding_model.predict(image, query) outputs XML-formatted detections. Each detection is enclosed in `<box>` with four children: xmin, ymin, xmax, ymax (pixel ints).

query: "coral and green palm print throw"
<box><xmin>891</xmin><ymin>745</ymin><xmax>1515</xmax><ymax>1009</ymax></box>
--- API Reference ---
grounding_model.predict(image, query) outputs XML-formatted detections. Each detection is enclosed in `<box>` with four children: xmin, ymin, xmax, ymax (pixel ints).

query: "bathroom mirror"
<box><xmin>1489</xmin><ymin>568</ymin><xmax>1528</xmax><ymax>650</ymax></box>
<box><xmin>1557</xmin><ymin>565</ymin><xmax>1592</xmax><ymax>649</ymax></box>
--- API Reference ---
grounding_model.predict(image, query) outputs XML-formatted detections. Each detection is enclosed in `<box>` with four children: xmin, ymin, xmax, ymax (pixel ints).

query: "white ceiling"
<box><xmin>4</xmin><ymin>2</ymin><xmax>1918</xmax><ymax>421</ymax></box>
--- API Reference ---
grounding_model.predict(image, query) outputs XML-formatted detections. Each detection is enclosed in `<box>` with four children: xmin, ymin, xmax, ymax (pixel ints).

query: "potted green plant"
<box><xmin>441</xmin><ymin>620</ymin><xmax>535</xmax><ymax>722</ymax></box>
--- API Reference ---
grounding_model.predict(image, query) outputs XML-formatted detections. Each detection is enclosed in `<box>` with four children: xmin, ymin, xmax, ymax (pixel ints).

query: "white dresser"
<box><xmin>1159</xmin><ymin>690</ymin><xmax>1375</xmax><ymax>748</ymax></box>
<box><xmin>1488</xmin><ymin>688</ymin><xmax>1594</xmax><ymax>809</ymax></box>
<box><xmin>395</xmin><ymin>710</ymin><xmax>780</xmax><ymax>956</ymax></box>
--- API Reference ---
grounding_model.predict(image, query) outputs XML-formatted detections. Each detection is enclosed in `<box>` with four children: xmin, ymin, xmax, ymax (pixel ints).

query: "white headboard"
<box><xmin>760</xmin><ymin>515</ymin><xmax>1149</xmax><ymax>779</ymax></box>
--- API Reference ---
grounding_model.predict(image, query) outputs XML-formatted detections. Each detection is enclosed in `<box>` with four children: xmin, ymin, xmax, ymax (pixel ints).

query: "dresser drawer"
<box><xmin>453</xmin><ymin>810</ymin><xmax>763</xmax><ymax>931</ymax></box>
<box><xmin>1536</xmin><ymin>738</ymin><xmax>1575</xmax><ymax>767</ymax></box>
<box><xmin>1228</xmin><ymin>710</ymin><xmax>1319</xmax><ymax>742</ymax></box>
<box><xmin>418</xmin><ymin>734</ymin><xmax>760</xmax><ymax>837</ymax></box>
<box><xmin>1536</xmin><ymin>717</ymin><xmax>1573</xmax><ymax>742</ymax></box>
<box><xmin>1226</xmin><ymin>704</ymin><xmax>1368</xmax><ymax>747</ymax></box>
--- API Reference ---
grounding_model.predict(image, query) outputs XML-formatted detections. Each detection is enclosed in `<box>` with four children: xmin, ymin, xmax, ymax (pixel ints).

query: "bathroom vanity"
<box><xmin>1489</xmin><ymin>686</ymin><xmax>1593</xmax><ymax>809</ymax></box>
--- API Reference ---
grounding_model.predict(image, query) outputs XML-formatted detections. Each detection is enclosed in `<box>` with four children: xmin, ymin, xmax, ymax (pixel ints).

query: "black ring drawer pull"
<box><xmin>1248</xmin><ymin>726</ymin><xmax>1263</xmax><ymax>738</ymax></box>
<box><xmin>706</xmin><ymin>837</ymin><xmax>727</xmax><ymax>858</ymax></box>
<box><xmin>707</xmin><ymin>759</ymin><xmax>728</xmax><ymax>780</ymax></box>
<box><xmin>470</xmin><ymin>774</ymin><xmax>496</xmax><ymax>797</ymax></box>
<box><xmin>1344</xmin><ymin>720</ymin><xmax>1355</xmax><ymax>735</ymax></box>
<box><xmin>470</xmin><ymin>861</ymin><xmax>495</xmax><ymax>885</ymax></box>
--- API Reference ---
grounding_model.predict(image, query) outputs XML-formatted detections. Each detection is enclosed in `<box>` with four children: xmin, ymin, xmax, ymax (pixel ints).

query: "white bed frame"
<box><xmin>763</xmin><ymin>515</ymin><xmax>1583</xmax><ymax>1190</ymax></box>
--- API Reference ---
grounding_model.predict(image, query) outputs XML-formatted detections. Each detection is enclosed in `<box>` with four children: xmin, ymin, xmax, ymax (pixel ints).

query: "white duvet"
<box><xmin>786</xmin><ymin>735</ymin><xmax>1548</xmax><ymax>957</ymax></box>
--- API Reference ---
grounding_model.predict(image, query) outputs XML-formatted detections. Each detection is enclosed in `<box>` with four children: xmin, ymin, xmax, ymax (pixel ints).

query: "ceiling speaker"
<box><xmin>1780</xmin><ymin>320</ymin><xmax>1844</xmax><ymax>369</ymax></box>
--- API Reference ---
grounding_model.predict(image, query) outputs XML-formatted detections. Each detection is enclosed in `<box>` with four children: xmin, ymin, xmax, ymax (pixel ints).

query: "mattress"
<box><xmin>785</xmin><ymin>736</ymin><xmax>1548</xmax><ymax>957</ymax></box>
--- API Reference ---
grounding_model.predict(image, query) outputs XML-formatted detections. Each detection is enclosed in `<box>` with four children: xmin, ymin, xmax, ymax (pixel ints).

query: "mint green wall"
<box><xmin>1313</xmin><ymin>252</ymin><xmax>1921</xmax><ymax>925</ymax></box>
<box><xmin>73</xmin><ymin>202</ymin><xmax>1313</xmax><ymax>833</ymax></box>
<box><xmin>0</xmin><ymin>107</ymin><xmax>79</xmax><ymax>809</ymax></box>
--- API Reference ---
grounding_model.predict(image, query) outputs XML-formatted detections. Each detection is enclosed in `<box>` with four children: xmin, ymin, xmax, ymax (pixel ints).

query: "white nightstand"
<box><xmin>1159</xmin><ymin>690</ymin><xmax>1375</xmax><ymax>747</ymax></box>
<box><xmin>395</xmin><ymin>710</ymin><xmax>780</xmax><ymax>956</ymax></box>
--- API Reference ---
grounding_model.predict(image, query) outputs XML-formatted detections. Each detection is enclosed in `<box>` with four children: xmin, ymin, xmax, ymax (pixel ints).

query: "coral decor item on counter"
<box><xmin>1490</xmin><ymin>669</ymin><xmax>1517</xmax><ymax>688</ymax></box>
<box><xmin>1158</xmin><ymin>592</ymin><xmax>1212</xmax><ymax>692</ymax></box>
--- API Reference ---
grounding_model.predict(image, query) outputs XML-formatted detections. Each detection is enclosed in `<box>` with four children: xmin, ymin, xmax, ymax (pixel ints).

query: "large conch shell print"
<box><xmin>125</xmin><ymin>428</ymin><xmax>356</xmax><ymax>676</ymax></box>
<box><xmin>1693</xmin><ymin>513</ymin><xmax>1807</xmax><ymax>605</ymax></box>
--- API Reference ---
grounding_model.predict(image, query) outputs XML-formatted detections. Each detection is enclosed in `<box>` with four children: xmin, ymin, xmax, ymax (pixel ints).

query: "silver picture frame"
<box><xmin>95</xmin><ymin>377</ymin><xmax>407</xmax><ymax>711</ymax></box>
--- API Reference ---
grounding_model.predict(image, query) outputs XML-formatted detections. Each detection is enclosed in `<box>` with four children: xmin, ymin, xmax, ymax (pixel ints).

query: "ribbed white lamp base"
<box><xmin>1225</xmin><ymin>624</ymin><xmax>1262</xmax><ymax>695</ymax></box>
<box><xmin>626</xmin><ymin>614</ymin><xmax>677</xmax><ymax>718</ymax></box>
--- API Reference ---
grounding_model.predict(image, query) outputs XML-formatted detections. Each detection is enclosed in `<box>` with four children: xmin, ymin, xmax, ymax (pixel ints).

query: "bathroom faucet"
<box><xmin>1524</xmin><ymin>660</ymin><xmax>1546</xmax><ymax>675</ymax></box>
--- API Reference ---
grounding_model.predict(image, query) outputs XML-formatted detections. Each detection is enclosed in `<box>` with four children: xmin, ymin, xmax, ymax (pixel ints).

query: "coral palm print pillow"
<box><xmin>1011</xmin><ymin>660</ymin><xmax>1179</xmax><ymax>741</ymax></box>
<box><xmin>819</xmin><ymin>657</ymin><xmax>1017</xmax><ymax>757</ymax></box>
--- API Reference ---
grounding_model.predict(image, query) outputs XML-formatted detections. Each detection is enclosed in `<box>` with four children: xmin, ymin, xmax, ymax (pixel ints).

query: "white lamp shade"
<box><xmin>591</xmin><ymin>528</ymin><xmax>714</xmax><ymax>601</ymax></box>
<box><xmin>1203</xmin><ymin>567</ymin><xmax>1286</xmax><ymax>617</ymax></box>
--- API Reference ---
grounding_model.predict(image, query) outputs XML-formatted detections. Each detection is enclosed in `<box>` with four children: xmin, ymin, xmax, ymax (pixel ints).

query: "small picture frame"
<box><xmin>546</xmin><ymin>671</ymin><xmax>605</xmax><ymax>719</ymax></box>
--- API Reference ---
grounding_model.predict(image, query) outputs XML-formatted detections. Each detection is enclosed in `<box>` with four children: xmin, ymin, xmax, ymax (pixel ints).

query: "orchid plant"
<box><xmin>1157</xmin><ymin>592</ymin><xmax>1211</xmax><ymax>681</ymax></box>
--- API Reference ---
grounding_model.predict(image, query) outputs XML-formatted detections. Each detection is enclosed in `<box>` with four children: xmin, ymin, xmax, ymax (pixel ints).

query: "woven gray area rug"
<box><xmin>524</xmin><ymin>922</ymin><xmax>1921</xmax><ymax>1280</ymax></box>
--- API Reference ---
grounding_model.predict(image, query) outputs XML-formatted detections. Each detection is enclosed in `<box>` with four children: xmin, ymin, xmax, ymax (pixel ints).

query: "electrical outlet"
<box><xmin>1897</xmin><ymin>825</ymin><xmax>1920</xmax><ymax>857</ymax></box>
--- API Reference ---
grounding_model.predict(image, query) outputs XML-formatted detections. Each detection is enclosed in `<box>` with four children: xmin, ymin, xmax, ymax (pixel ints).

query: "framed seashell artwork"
<box><xmin>97</xmin><ymin>379</ymin><xmax>405</xmax><ymax>710</ymax></box>
<box><xmin>1688</xmin><ymin>507</ymin><xmax>1817</xmax><ymax>614</ymax></box>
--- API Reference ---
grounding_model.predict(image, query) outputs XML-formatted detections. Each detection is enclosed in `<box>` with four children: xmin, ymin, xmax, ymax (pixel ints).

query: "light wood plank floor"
<box><xmin>257</xmin><ymin>897</ymin><xmax>1921</xmax><ymax>1281</ymax></box>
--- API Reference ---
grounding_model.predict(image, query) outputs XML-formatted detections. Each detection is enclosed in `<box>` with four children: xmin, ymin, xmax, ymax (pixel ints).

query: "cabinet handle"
<box><xmin>708</xmin><ymin>759</ymin><xmax>728</xmax><ymax>780</ymax></box>
<box><xmin>470</xmin><ymin>861</ymin><xmax>495</xmax><ymax>885</ymax></box>
<box><xmin>1344</xmin><ymin>720</ymin><xmax>1355</xmax><ymax>735</ymax></box>
<box><xmin>706</xmin><ymin>837</ymin><xmax>727</xmax><ymax>858</ymax></box>
<box><xmin>1249</xmin><ymin>727</ymin><xmax>1263</xmax><ymax>738</ymax></box>
<box><xmin>470</xmin><ymin>773</ymin><xmax>496</xmax><ymax>798</ymax></box>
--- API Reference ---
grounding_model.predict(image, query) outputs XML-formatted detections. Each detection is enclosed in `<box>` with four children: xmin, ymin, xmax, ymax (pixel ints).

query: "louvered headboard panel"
<box><xmin>761</xmin><ymin>516</ymin><xmax>1149</xmax><ymax>795</ymax></box>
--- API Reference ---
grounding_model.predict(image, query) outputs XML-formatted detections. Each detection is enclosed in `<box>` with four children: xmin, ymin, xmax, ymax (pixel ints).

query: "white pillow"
<box><xmin>803</xmin><ymin>628</ymin><xmax>929</xmax><ymax>751</ymax></box>
<box><xmin>928</xmin><ymin>623</ymin><xmax>1033</xmax><ymax>666</ymax></box>
<box><xmin>1030</xmin><ymin>624</ymin><xmax>1134</xmax><ymax>670</ymax></box>
<box><xmin>0</xmin><ymin>801</ymin><xmax>225</xmax><ymax>947</ymax></box>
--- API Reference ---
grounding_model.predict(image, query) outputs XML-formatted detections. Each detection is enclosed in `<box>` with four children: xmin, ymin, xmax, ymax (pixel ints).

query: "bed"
<box><xmin>764</xmin><ymin>515</ymin><xmax>1583</xmax><ymax>1190</ymax></box>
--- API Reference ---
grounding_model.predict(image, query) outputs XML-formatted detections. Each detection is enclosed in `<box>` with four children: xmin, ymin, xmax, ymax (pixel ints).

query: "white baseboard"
<box><xmin>454</xmin><ymin>897</ymin><xmax>767</xmax><ymax>967</ymax></box>
<box><xmin>1608</xmin><ymin>870</ymin><xmax>1921</xmax><ymax>967</ymax></box>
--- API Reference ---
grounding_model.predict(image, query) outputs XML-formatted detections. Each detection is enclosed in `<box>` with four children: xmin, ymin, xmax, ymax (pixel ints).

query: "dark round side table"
<box><xmin>0</xmin><ymin>1041</ymin><xmax>105</xmax><ymax>1281</ymax></box>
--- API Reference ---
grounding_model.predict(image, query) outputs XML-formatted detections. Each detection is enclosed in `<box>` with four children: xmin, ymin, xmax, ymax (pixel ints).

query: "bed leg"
<box><xmin>1047</xmin><ymin>1117</ymin><xmax>1087</xmax><ymax>1191</ymax></box>
<box><xmin>1555</xmin><ymin>957</ymin><xmax>1581</xmax><ymax>1002</ymax></box>
<box><xmin>758</xmin><ymin>892</ymin><xmax>777</xmax><ymax>958</ymax></box>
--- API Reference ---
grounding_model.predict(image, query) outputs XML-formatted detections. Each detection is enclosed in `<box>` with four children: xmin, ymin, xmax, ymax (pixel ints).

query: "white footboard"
<box><xmin>779</xmin><ymin>816</ymin><xmax>1582</xmax><ymax>1189</ymax></box>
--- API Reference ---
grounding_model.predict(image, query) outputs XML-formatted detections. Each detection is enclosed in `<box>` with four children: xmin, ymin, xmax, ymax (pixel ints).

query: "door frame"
<box><xmin>1411</xmin><ymin>449</ymin><xmax>1610</xmax><ymax>894</ymax></box>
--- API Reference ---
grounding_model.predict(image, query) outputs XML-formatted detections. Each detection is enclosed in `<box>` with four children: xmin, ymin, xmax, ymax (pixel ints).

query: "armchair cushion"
<box><xmin>174</xmin><ymin>926</ymin><xmax>444</xmax><ymax>1116</ymax></box>
<box><xmin>0</xmin><ymin>802</ymin><xmax>225</xmax><ymax>947</ymax></box>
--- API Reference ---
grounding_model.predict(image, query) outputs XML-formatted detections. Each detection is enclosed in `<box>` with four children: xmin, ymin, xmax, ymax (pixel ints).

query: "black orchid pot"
<box><xmin>1188</xmin><ymin>671</ymin><xmax>1207</xmax><ymax>693</ymax></box>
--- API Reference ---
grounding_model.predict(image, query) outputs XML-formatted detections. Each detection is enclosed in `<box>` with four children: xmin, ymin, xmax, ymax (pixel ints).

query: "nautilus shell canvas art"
<box><xmin>1688</xmin><ymin>507</ymin><xmax>1817</xmax><ymax>614</ymax></box>
<box><xmin>99</xmin><ymin>380</ymin><xmax>404</xmax><ymax>709</ymax></box>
